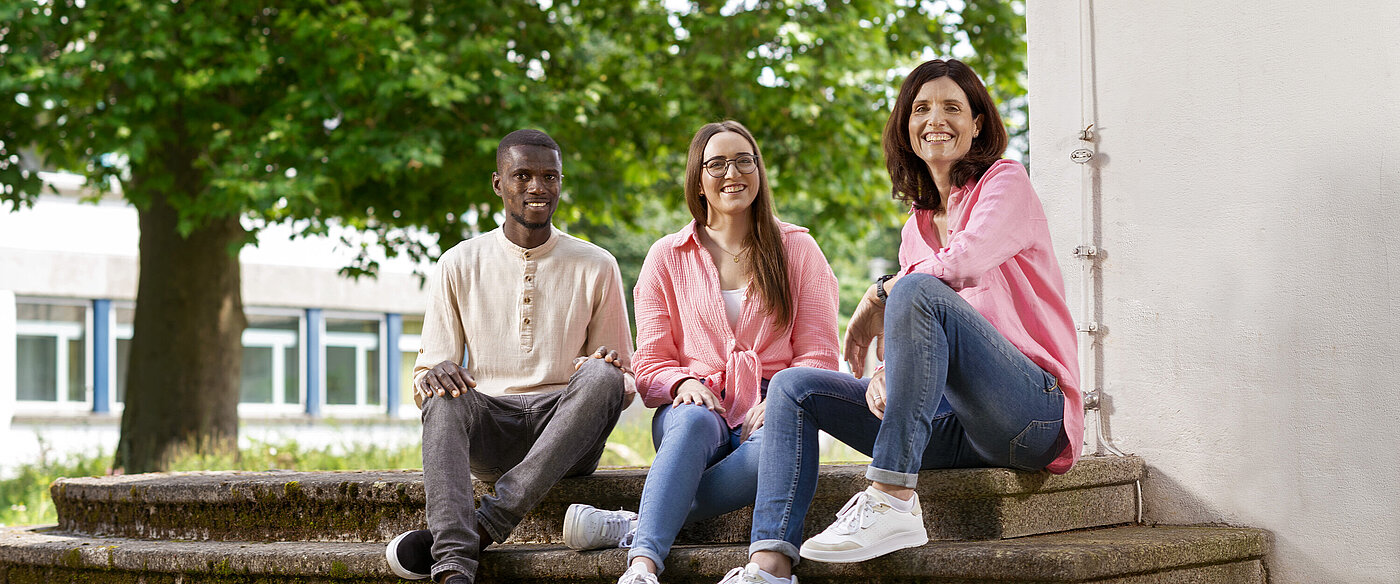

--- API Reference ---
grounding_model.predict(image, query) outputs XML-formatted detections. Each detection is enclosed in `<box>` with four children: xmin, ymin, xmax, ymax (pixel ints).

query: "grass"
<box><xmin>0</xmin><ymin>417</ymin><xmax>870</xmax><ymax>528</ymax></box>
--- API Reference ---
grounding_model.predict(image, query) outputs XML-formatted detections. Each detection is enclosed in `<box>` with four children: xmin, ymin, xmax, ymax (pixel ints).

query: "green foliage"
<box><xmin>0</xmin><ymin>442</ymin><xmax>108</xmax><ymax>527</ymax></box>
<box><xmin>1</xmin><ymin>0</ymin><xmax>1026</xmax><ymax>266</ymax></box>
<box><xmin>0</xmin><ymin>437</ymin><xmax>424</xmax><ymax>527</ymax></box>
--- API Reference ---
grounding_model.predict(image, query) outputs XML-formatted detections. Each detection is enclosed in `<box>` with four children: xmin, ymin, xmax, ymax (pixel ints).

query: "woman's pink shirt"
<box><xmin>633</xmin><ymin>221</ymin><xmax>841</xmax><ymax>429</ymax></box>
<box><xmin>898</xmin><ymin>159</ymin><xmax>1083</xmax><ymax>474</ymax></box>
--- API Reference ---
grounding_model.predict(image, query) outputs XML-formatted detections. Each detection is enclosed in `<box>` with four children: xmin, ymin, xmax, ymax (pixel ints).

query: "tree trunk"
<box><xmin>114</xmin><ymin>188</ymin><xmax>246</xmax><ymax>474</ymax></box>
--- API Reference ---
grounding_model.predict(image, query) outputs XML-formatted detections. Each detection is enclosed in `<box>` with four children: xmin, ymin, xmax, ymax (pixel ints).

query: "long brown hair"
<box><xmin>883</xmin><ymin>59</ymin><xmax>1008</xmax><ymax>211</ymax></box>
<box><xmin>684</xmin><ymin>121</ymin><xmax>793</xmax><ymax>329</ymax></box>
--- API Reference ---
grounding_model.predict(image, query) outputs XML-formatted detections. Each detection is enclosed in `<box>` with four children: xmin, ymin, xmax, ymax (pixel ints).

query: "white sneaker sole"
<box><xmin>798</xmin><ymin>529</ymin><xmax>930</xmax><ymax>563</ymax></box>
<box><xmin>385</xmin><ymin>530</ymin><xmax>431</xmax><ymax>580</ymax></box>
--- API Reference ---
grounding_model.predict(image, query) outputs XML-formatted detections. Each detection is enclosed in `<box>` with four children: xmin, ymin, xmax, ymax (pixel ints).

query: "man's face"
<box><xmin>493</xmin><ymin>145</ymin><xmax>563</xmax><ymax>231</ymax></box>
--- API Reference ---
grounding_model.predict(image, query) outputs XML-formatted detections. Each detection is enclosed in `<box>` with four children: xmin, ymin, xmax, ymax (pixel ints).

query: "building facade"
<box><xmin>0</xmin><ymin>180</ymin><xmax>432</xmax><ymax>474</ymax></box>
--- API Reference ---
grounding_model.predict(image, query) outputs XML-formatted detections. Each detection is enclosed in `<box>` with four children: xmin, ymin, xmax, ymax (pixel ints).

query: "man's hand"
<box><xmin>740</xmin><ymin>399</ymin><xmax>766</xmax><ymax>442</ymax></box>
<box><xmin>843</xmin><ymin>282</ymin><xmax>888</xmax><ymax>378</ymax></box>
<box><xmin>672</xmin><ymin>378</ymin><xmax>726</xmax><ymax>413</ymax></box>
<box><xmin>417</xmin><ymin>360</ymin><xmax>476</xmax><ymax>400</ymax></box>
<box><xmin>574</xmin><ymin>345</ymin><xmax>629</xmax><ymax>373</ymax></box>
<box><xmin>864</xmin><ymin>368</ymin><xmax>888</xmax><ymax>420</ymax></box>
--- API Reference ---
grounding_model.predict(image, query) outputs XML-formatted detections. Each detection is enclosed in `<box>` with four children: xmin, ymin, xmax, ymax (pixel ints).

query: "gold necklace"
<box><xmin>715</xmin><ymin>243</ymin><xmax>744</xmax><ymax>263</ymax></box>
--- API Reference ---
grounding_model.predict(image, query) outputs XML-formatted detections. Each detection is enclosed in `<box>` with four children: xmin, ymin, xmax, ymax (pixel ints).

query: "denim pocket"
<box><xmin>1009</xmin><ymin>419</ymin><xmax>1065</xmax><ymax>471</ymax></box>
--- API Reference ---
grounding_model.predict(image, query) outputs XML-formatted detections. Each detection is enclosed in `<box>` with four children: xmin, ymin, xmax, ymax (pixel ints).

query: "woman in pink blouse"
<box><xmin>715</xmin><ymin>60</ymin><xmax>1084</xmax><ymax>584</ymax></box>
<box><xmin>562</xmin><ymin>121</ymin><xmax>840</xmax><ymax>584</ymax></box>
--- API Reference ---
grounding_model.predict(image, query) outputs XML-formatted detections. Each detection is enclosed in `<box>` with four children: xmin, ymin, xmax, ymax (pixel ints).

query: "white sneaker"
<box><xmin>616</xmin><ymin>562</ymin><xmax>661</xmax><ymax>584</ymax></box>
<box><xmin>716</xmin><ymin>562</ymin><xmax>797</xmax><ymax>584</ymax></box>
<box><xmin>563</xmin><ymin>503</ymin><xmax>638</xmax><ymax>550</ymax></box>
<box><xmin>798</xmin><ymin>487</ymin><xmax>928</xmax><ymax>563</ymax></box>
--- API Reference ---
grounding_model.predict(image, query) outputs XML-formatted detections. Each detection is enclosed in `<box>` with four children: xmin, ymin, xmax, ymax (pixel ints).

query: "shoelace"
<box><xmin>618</xmin><ymin>563</ymin><xmax>658</xmax><ymax>584</ymax></box>
<box><xmin>602</xmin><ymin>511</ymin><xmax>638</xmax><ymax>548</ymax></box>
<box><xmin>718</xmin><ymin>563</ymin><xmax>767</xmax><ymax>584</ymax></box>
<box><xmin>829</xmin><ymin>491</ymin><xmax>883</xmax><ymax>535</ymax></box>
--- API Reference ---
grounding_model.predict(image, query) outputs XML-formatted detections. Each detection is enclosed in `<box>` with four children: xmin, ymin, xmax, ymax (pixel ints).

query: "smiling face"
<box><xmin>907</xmin><ymin>76</ymin><xmax>983</xmax><ymax>181</ymax></box>
<box><xmin>493</xmin><ymin>144</ymin><xmax>562</xmax><ymax>237</ymax></box>
<box><xmin>699</xmin><ymin>131</ymin><xmax>761</xmax><ymax>221</ymax></box>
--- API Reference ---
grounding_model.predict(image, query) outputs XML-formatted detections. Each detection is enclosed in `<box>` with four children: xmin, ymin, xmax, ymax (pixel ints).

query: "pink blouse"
<box><xmin>633</xmin><ymin>221</ymin><xmax>841</xmax><ymax>429</ymax></box>
<box><xmin>899</xmin><ymin>159</ymin><xmax>1084</xmax><ymax>474</ymax></box>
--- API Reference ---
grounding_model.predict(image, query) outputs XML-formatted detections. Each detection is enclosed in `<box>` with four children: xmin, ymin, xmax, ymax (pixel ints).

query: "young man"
<box><xmin>386</xmin><ymin>129</ymin><xmax>636</xmax><ymax>584</ymax></box>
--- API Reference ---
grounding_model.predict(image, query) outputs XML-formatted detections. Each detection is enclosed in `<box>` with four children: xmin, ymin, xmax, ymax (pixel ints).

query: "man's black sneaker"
<box><xmin>385</xmin><ymin>529</ymin><xmax>433</xmax><ymax>580</ymax></box>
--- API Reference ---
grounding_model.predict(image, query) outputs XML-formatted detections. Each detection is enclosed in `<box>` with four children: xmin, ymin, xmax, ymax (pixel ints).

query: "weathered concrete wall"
<box><xmin>1028</xmin><ymin>2</ymin><xmax>1400</xmax><ymax>582</ymax></box>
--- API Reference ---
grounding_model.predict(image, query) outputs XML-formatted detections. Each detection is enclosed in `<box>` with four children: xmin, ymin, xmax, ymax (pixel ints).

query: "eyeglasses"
<box><xmin>703</xmin><ymin>155</ymin><xmax>759</xmax><ymax>178</ymax></box>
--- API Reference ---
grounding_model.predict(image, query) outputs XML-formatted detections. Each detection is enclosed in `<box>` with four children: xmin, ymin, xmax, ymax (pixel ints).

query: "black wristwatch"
<box><xmin>875</xmin><ymin>274</ymin><xmax>895</xmax><ymax>305</ymax></box>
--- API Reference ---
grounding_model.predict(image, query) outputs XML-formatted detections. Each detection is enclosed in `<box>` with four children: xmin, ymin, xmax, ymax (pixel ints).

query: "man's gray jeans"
<box><xmin>421</xmin><ymin>358</ymin><xmax>625</xmax><ymax>582</ymax></box>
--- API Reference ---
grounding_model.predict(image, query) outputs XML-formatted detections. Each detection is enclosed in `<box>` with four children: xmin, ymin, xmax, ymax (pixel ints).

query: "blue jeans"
<box><xmin>628</xmin><ymin>398</ymin><xmax>765</xmax><ymax>573</ymax></box>
<box><xmin>749</xmin><ymin>274</ymin><xmax>1067</xmax><ymax>565</ymax></box>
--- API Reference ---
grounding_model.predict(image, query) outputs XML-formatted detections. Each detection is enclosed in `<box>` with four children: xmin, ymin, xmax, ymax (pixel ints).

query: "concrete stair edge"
<box><xmin>0</xmin><ymin>524</ymin><xmax>1267</xmax><ymax>583</ymax></box>
<box><xmin>49</xmin><ymin>455</ymin><xmax>1145</xmax><ymax>544</ymax></box>
<box><xmin>49</xmin><ymin>456</ymin><xmax>1144</xmax><ymax>505</ymax></box>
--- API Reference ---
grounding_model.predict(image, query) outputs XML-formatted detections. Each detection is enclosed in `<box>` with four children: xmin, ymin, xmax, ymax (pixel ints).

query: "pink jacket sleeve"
<box><xmin>786</xmin><ymin>233</ymin><xmax>841</xmax><ymax>371</ymax></box>
<box><xmin>631</xmin><ymin>239</ymin><xmax>695</xmax><ymax>407</ymax></box>
<box><xmin>902</xmin><ymin>160</ymin><xmax>1039</xmax><ymax>290</ymax></box>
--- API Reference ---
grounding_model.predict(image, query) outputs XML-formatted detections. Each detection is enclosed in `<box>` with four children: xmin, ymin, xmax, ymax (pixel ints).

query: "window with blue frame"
<box><xmin>15</xmin><ymin>299</ymin><xmax>88</xmax><ymax>406</ymax></box>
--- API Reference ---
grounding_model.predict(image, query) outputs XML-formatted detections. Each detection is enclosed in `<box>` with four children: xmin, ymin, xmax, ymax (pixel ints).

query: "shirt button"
<box><xmin>523</xmin><ymin>297</ymin><xmax>532</xmax><ymax>304</ymax></box>
<box><xmin>524</xmin><ymin>252</ymin><xmax>531</xmax><ymax>259</ymax></box>
<box><xmin>525</xmin><ymin>275</ymin><xmax>533</xmax><ymax>282</ymax></box>
<box><xmin>523</xmin><ymin>318</ymin><xmax>531</xmax><ymax>325</ymax></box>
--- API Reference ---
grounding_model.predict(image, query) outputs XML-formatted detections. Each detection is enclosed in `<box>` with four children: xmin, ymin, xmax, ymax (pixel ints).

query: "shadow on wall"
<box><xmin>1143</xmin><ymin>463</ymin><xmax>1350</xmax><ymax>583</ymax></box>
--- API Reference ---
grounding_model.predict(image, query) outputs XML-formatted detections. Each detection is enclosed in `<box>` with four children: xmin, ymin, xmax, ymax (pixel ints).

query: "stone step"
<box><xmin>0</xmin><ymin>524</ymin><xmax>1269</xmax><ymax>583</ymax></box>
<box><xmin>51</xmin><ymin>455</ymin><xmax>1143</xmax><ymax>545</ymax></box>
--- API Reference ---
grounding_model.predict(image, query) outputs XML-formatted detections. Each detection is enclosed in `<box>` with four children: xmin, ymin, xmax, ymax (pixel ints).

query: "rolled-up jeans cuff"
<box><xmin>866</xmin><ymin>465</ymin><xmax>919</xmax><ymax>488</ymax></box>
<box><xmin>749</xmin><ymin>538</ymin><xmax>801</xmax><ymax>568</ymax></box>
<box><xmin>431</xmin><ymin>561</ymin><xmax>474</xmax><ymax>583</ymax></box>
<box><xmin>627</xmin><ymin>548</ymin><xmax>666</xmax><ymax>574</ymax></box>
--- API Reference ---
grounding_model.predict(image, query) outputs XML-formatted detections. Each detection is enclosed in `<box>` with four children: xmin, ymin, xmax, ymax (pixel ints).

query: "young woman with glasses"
<box><xmin>562</xmin><ymin>121</ymin><xmax>840</xmax><ymax>584</ymax></box>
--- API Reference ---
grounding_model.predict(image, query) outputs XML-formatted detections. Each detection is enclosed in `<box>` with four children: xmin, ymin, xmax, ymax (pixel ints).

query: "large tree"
<box><xmin>0</xmin><ymin>0</ymin><xmax>1025</xmax><ymax>472</ymax></box>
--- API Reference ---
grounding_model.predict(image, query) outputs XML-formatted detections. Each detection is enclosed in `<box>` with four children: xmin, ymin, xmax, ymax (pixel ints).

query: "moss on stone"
<box><xmin>60</xmin><ymin>547</ymin><xmax>84</xmax><ymax>569</ymax></box>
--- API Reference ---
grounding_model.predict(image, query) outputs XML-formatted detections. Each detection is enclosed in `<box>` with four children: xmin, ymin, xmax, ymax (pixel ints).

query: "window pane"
<box><xmin>284</xmin><ymin>346</ymin><xmax>299</xmax><ymax>405</ymax></box>
<box><xmin>401</xmin><ymin>317</ymin><xmax>423</xmax><ymax>336</ymax></box>
<box><xmin>17</xmin><ymin>303</ymin><xmax>85</xmax><ymax>322</ymax></box>
<box><xmin>115</xmin><ymin>339</ymin><xmax>131</xmax><ymax>403</ymax></box>
<box><xmin>326</xmin><ymin>346</ymin><xmax>357</xmax><ymax>405</ymax></box>
<box><xmin>401</xmin><ymin>352</ymin><xmax>418</xmax><ymax>407</ymax></box>
<box><xmin>240</xmin><ymin>347</ymin><xmax>274</xmax><ymax>403</ymax></box>
<box><xmin>326</xmin><ymin>319</ymin><xmax>377</xmax><ymax>334</ymax></box>
<box><xmin>366</xmin><ymin>349</ymin><xmax>380</xmax><ymax>406</ymax></box>
<box><xmin>68</xmin><ymin>338</ymin><xmax>86</xmax><ymax>402</ymax></box>
<box><xmin>17</xmin><ymin>336</ymin><xmax>57</xmax><ymax>401</ymax></box>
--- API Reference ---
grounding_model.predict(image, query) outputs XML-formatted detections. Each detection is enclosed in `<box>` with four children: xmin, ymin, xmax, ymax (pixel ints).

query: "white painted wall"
<box><xmin>1029</xmin><ymin>2</ymin><xmax>1400</xmax><ymax>582</ymax></box>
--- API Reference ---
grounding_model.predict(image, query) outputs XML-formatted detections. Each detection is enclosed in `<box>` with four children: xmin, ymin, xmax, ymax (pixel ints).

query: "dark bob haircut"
<box><xmin>882</xmin><ymin>59</ymin><xmax>1007</xmax><ymax>211</ymax></box>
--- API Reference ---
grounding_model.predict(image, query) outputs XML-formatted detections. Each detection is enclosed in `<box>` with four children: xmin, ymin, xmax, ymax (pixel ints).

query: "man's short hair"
<box><xmin>497</xmin><ymin>129</ymin><xmax>561</xmax><ymax>169</ymax></box>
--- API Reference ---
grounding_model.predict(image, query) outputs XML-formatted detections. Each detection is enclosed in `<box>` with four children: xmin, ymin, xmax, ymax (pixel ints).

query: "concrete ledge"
<box><xmin>51</xmin><ymin>455</ymin><xmax>1143</xmax><ymax>544</ymax></box>
<box><xmin>0</xmin><ymin>524</ymin><xmax>1268</xmax><ymax>583</ymax></box>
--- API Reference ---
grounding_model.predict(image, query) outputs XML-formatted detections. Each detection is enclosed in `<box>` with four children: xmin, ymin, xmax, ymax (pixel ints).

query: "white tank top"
<box><xmin>720</xmin><ymin>286</ymin><xmax>747</xmax><ymax>329</ymax></box>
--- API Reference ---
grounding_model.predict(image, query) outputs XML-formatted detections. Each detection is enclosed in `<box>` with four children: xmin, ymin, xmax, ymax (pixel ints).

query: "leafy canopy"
<box><xmin>1</xmin><ymin>0</ymin><xmax>1026</xmax><ymax>267</ymax></box>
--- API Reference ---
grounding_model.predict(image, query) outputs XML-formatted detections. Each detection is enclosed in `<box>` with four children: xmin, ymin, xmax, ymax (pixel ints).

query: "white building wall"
<box><xmin>1029</xmin><ymin>2</ymin><xmax>1400</xmax><ymax>582</ymax></box>
<box><xmin>0</xmin><ymin>192</ymin><xmax>431</xmax><ymax>314</ymax></box>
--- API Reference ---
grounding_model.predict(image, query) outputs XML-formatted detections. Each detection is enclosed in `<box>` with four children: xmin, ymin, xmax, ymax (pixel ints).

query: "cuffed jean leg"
<box><xmin>476</xmin><ymin>359</ymin><xmax>626</xmax><ymax>544</ymax></box>
<box><xmin>750</xmin><ymin>367</ymin><xmax>879</xmax><ymax>566</ymax></box>
<box><xmin>627</xmin><ymin>403</ymin><xmax>730</xmax><ymax>572</ymax></box>
<box><xmin>873</xmin><ymin>273</ymin><xmax>1066</xmax><ymax>486</ymax></box>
